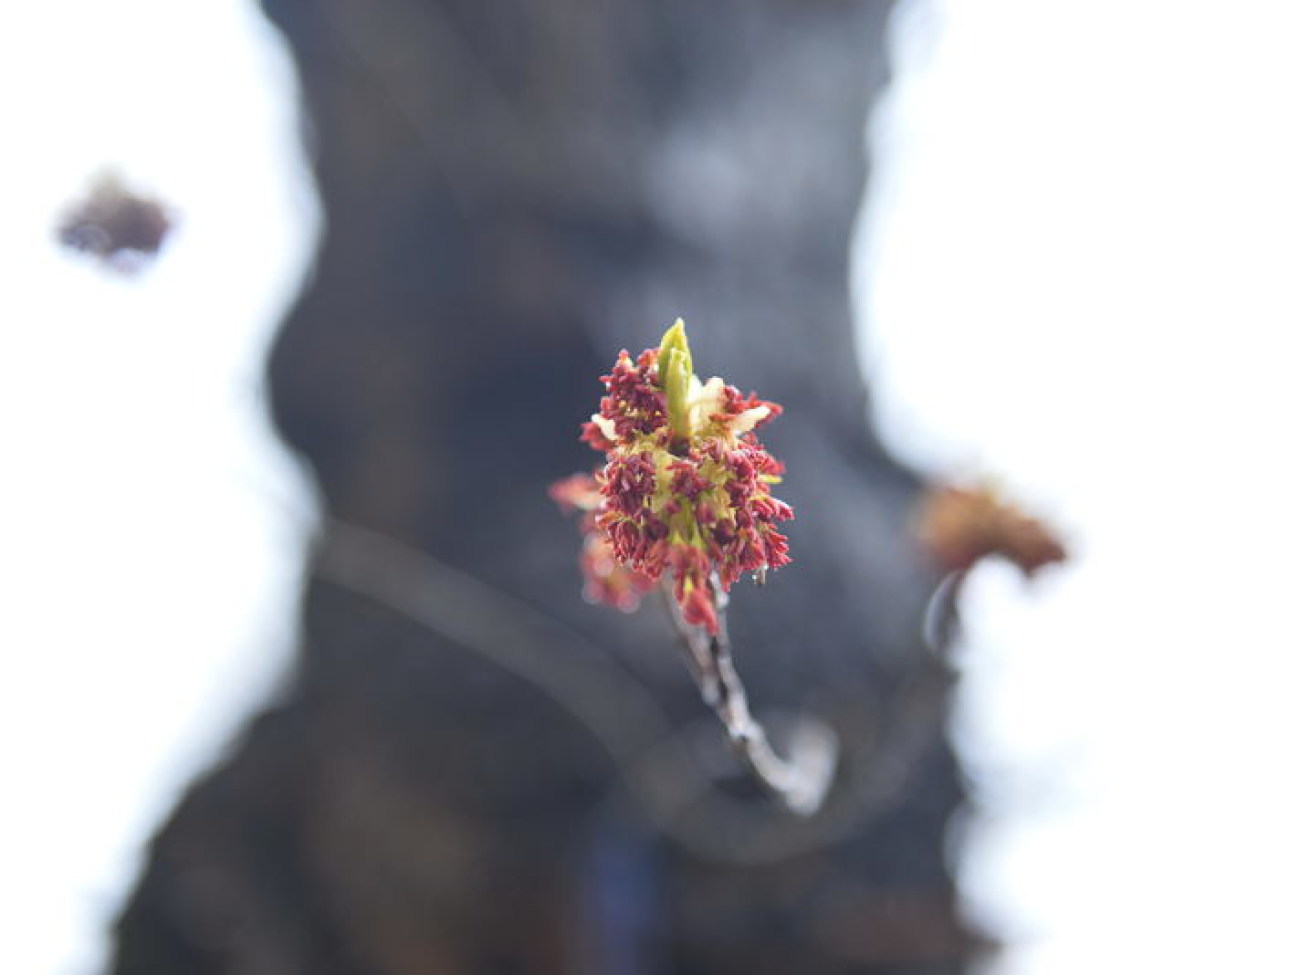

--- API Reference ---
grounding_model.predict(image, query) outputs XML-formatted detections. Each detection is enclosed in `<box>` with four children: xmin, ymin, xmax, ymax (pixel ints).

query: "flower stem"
<box><xmin>661</xmin><ymin>580</ymin><xmax>839</xmax><ymax>816</ymax></box>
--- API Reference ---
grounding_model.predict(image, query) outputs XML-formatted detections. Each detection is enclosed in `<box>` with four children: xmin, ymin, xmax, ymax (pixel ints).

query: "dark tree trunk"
<box><xmin>111</xmin><ymin>2</ymin><xmax>978</xmax><ymax>972</ymax></box>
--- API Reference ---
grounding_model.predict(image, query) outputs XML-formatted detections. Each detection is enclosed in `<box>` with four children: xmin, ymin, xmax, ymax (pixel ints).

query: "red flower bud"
<box><xmin>551</xmin><ymin>320</ymin><xmax>794</xmax><ymax>633</ymax></box>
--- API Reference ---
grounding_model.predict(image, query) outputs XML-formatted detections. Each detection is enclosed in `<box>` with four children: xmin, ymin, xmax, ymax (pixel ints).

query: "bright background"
<box><xmin>2</xmin><ymin>1</ymin><xmax>1298</xmax><ymax>973</ymax></box>
<box><xmin>0</xmin><ymin>3</ymin><xmax>318</xmax><ymax>973</ymax></box>
<box><xmin>859</xmin><ymin>1</ymin><xmax>1300</xmax><ymax>972</ymax></box>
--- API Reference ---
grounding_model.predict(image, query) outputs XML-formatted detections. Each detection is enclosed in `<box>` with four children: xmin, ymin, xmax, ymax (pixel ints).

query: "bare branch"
<box><xmin>301</xmin><ymin>515</ymin><xmax>948</xmax><ymax>862</ymax></box>
<box><xmin>921</xmin><ymin>570</ymin><xmax>967</xmax><ymax>654</ymax></box>
<box><xmin>659</xmin><ymin>583</ymin><xmax>720</xmax><ymax>706</ymax></box>
<box><xmin>662</xmin><ymin>580</ymin><xmax>839</xmax><ymax>816</ymax></box>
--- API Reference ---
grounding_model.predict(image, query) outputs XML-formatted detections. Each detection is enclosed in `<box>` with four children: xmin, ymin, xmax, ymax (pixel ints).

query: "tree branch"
<box><xmin>661</xmin><ymin>580</ymin><xmax>839</xmax><ymax>816</ymax></box>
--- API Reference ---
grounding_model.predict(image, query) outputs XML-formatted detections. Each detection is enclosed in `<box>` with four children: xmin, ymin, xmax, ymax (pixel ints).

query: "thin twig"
<box><xmin>239</xmin><ymin>478</ymin><xmax>948</xmax><ymax>861</ymax></box>
<box><xmin>662</xmin><ymin>579</ymin><xmax>839</xmax><ymax>816</ymax></box>
<box><xmin>659</xmin><ymin>583</ymin><xmax>719</xmax><ymax>705</ymax></box>
<box><xmin>921</xmin><ymin>570</ymin><xmax>967</xmax><ymax>653</ymax></box>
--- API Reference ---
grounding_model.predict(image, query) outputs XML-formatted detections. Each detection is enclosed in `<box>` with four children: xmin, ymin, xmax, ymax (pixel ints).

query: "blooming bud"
<box><xmin>551</xmin><ymin>319</ymin><xmax>793</xmax><ymax>633</ymax></box>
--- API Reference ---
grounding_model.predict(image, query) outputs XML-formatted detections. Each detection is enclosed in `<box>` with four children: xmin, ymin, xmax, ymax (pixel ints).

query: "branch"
<box><xmin>662</xmin><ymin>580</ymin><xmax>839</xmax><ymax>816</ymax></box>
<box><xmin>228</xmin><ymin>474</ymin><xmax>952</xmax><ymax>864</ymax></box>
<box><xmin>921</xmin><ymin>569</ymin><xmax>967</xmax><ymax>654</ymax></box>
<box><xmin>659</xmin><ymin>585</ymin><xmax>719</xmax><ymax>706</ymax></box>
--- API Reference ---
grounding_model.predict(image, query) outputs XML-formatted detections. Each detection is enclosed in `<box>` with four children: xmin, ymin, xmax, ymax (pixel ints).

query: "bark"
<box><xmin>111</xmin><ymin>2</ymin><xmax>979</xmax><ymax>972</ymax></box>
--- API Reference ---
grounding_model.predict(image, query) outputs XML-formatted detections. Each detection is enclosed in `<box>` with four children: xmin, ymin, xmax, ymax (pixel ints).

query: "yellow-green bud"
<box><xmin>658</xmin><ymin>318</ymin><xmax>693</xmax><ymax>379</ymax></box>
<box><xmin>658</xmin><ymin>319</ymin><xmax>694</xmax><ymax>444</ymax></box>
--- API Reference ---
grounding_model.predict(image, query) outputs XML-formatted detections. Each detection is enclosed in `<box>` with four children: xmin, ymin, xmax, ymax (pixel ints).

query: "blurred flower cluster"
<box><xmin>915</xmin><ymin>482</ymin><xmax>1067</xmax><ymax>578</ymax></box>
<box><xmin>57</xmin><ymin>170</ymin><xmax>173</xmax><ymax>272</ymax></box>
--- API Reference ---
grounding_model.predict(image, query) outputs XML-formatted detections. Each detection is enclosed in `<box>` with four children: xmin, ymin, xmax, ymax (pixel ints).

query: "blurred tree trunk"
<box><xmin>112</xmin><ymin>2</ymin><xmax>979</xmax><ymax>973</ymax></box>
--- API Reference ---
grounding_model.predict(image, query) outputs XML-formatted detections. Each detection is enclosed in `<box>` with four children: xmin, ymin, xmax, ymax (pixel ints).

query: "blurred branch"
<box><xmin>312</xmin><ymin>516</ymin><xmax>952</xmax><ymax>862</ymax></box>
<box><xmin>921</xmin><ymin>570</ymin><xmax>965</xmax><ymax>654</ymax></box>
<box><xmin>223</xmin><ymin>457</ymin><xmax>955</xmax><ymax>861</ymax></box>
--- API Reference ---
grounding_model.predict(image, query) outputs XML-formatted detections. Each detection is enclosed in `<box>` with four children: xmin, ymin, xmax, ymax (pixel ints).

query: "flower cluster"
<box><xmin>57</xmin><ymin>170</ymin><xmax>173</xmax><ymax>273</ymax></box>
<box><xmin>914</xmin><ymin>482</ymin><xmax>1067</xmax><ymax>578</ymax></box>
<box><xmin>549</xmin><ymin>472</ymin><xmax>656</xmax><ymax>612</ymax></box>
<box><xmin>552</xmin><ymin>320</ymin><xmax>793</xmax><ymax>633</ymax></box>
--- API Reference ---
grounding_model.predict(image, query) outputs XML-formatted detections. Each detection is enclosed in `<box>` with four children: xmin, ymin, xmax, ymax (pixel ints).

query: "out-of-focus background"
<box><xmin>862</xmin><ymin>3</ymin><xmax>1300</xmax><ymax>972</ymax></box>
<box><xmin>2</xmin><ymin>1</ymin><xmax>1298</xmax><ymax>973</ymax></box>
<box><xmin>0</xmin><ymin>3</ymin><xmax>318</xmax><ymax>971</ymax></box>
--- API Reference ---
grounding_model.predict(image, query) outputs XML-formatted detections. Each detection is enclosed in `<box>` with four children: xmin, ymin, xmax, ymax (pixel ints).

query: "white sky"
<box><xmin>1</xmin><ymin>1</ymin><xmax>1298</xmax><ymax>974</ymax></box>
<box><xmin>860</xmin><ymin>1</ymin><xmax>1300</xmax><ymax>972</ymax></box>
<box><xmin>0</xmin><ymin>3</ymin><xmax>317</xmax><ymax>973</ymax></box>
